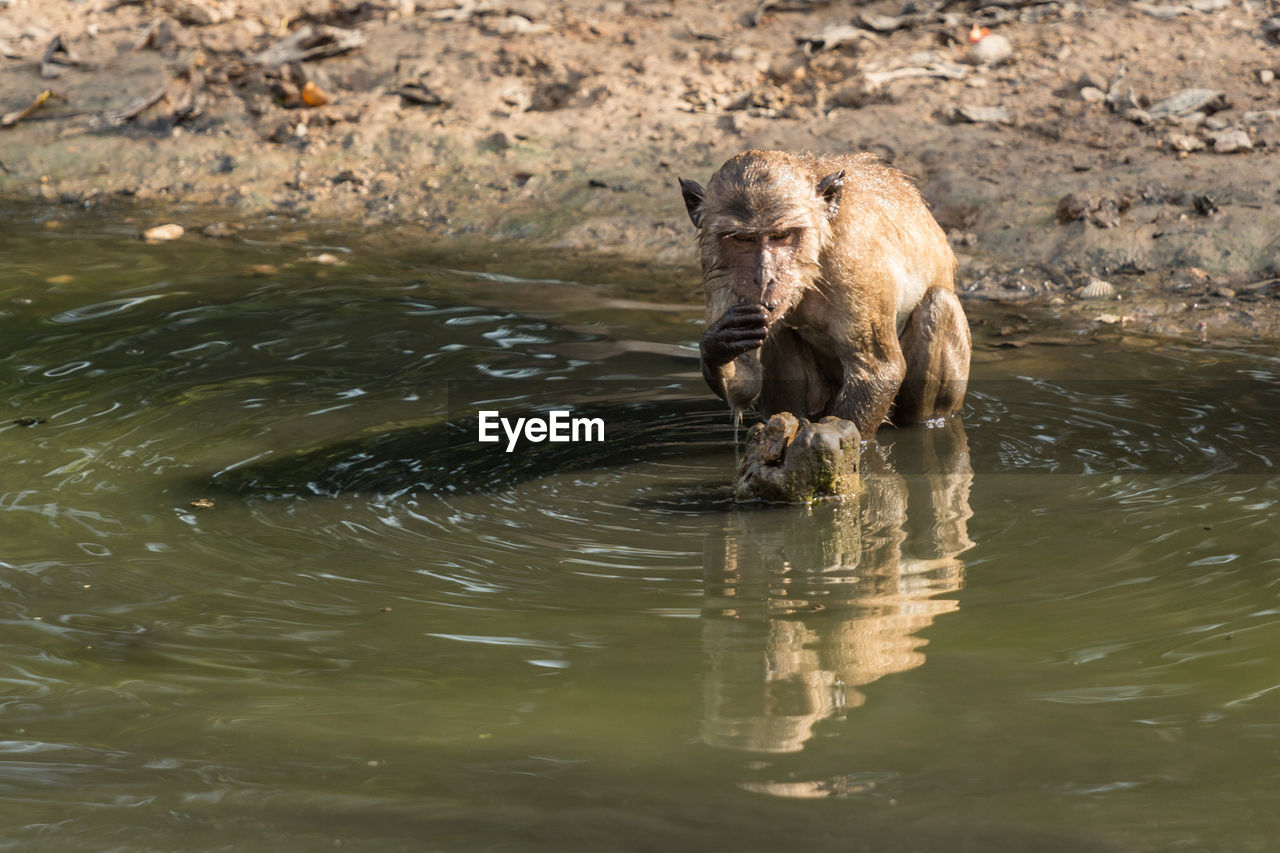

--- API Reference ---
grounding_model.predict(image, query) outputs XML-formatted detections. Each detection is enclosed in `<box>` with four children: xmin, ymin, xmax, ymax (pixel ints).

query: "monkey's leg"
<box><xmin>892</xmin><ymin>287</ymin><xmax>971</xmax><ymax>426</ymax></box>
<box><xmin>830</xmin><ymin>356</ymin><xmax>905</xmax><ymax>438</ymax></box>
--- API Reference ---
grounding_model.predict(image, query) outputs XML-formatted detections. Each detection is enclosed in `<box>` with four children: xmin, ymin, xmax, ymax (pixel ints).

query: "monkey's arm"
<box><xmin>700</xmin><ymin>304</ymin><xmax>768</xmax><ymax>409</ymax></box>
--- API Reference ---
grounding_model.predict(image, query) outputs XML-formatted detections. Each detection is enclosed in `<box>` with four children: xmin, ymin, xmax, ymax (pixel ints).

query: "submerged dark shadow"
<box><xmin>206</xmin><ymin>397</ymin><xmax>737</xmax><ymax>499</ymax></box>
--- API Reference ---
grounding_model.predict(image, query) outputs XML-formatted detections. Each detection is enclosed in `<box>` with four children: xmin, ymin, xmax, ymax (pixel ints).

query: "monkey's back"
<box><xmin>801</xmin><ymin>151</ymin><xmax>956</xmax><ymax>335</ymax></box>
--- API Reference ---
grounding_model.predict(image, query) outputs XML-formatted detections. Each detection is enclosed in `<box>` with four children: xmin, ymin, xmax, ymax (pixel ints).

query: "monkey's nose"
<box><xmin>764</xmin><ymin>301</ymin><xmax>777</xmax><ymax>311</ymax></box>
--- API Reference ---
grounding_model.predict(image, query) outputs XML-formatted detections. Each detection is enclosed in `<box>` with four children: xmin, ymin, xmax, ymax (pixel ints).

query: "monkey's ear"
<box><xmin>815</xmin><ymin>170</ymin><xmax>845</xmax><ymax>220</ymax></box>
<box><xmin>678</xmin><ymin>178</ymin><xmax>706</xmax><ymax>229</ymax></box>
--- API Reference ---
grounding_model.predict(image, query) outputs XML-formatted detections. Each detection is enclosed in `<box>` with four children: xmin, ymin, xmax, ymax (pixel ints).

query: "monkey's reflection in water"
<box><xmin>700</xmin><ymin>420</ymin><xmax>974</xmax><ymax>762</ymax></box>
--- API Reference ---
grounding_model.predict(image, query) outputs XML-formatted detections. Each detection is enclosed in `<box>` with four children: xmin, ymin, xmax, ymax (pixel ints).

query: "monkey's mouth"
<box><xmin>761</xmin><ymin>299</ymin><xmax>796</xmax><ymax>328</ymax></box>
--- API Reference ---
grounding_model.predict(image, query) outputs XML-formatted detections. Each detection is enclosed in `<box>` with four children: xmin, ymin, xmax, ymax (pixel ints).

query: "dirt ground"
<box><xmin>2</xmin><ymin>0</ymin><xmax>1279</xmax><ymax>343</ymax></box>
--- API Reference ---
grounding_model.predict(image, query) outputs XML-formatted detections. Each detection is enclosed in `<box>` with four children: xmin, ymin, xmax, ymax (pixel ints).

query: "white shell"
<box><xmin>1077</xmin><ymin>278</ymin><xmax>1115</xmax><ymax>299</ymax></box>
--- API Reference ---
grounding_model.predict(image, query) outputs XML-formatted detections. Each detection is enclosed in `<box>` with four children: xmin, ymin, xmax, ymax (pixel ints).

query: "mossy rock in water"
<box><xmin>734</xmin><ymin>413</ymin><xmax>861</xmax><ymax>503</ymax></box>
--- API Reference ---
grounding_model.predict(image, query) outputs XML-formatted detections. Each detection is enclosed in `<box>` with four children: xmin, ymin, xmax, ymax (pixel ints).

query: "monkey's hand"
<box><xmin>699</xmin><ymin>304</ymin><xmax>769</xmax><ymax>369</ymax></box>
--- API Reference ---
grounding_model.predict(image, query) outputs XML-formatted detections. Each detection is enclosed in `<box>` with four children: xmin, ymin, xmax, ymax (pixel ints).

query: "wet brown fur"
<box><xmin>681</xmin><ymin>149</ymin><xmax>970</xmax><ymax>436</ymax></box>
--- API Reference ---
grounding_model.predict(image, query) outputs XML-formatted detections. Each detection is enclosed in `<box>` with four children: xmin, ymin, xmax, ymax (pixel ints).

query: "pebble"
<box><xmin>1080</xmin><ymin>85</ymin><xmax>1106</xmax><ymax>104</ymax></box>
<box><xmin>964</xmin><ymin>34</ymin><xmax>1013</xmax><ymax>66</ymax></box>
<box><xmin>1212</xmin><ymin>129</ymin><xmax>1252</xmax><ymax>153</ymax></box>
<box><xmin>143</xmin><ymin>223</ymin><xmax>185</xmax><ymax>242</ymax></box>
<box><xmin>1261</xmin><ymin>69</ymin><xmax>1276</xmax><ymax>85</ymax></box>
<box><xmin>202</xmin><ymin>221</ymin><xmax>241</xmax><ymax>238</ymax></box>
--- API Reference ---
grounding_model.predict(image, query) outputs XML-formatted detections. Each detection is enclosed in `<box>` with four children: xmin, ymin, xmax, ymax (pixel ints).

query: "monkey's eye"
<box><xmin>768</xmin><ymin>230</ymin><xmax>798</xmax><ymax>245</ymax></box>
<box><xmin>728</xmin><ymin>233</ymin><xmax>756</xmax><ymax>243</ymax></box>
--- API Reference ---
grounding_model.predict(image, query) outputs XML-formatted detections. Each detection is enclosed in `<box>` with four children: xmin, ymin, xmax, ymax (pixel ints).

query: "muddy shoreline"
<box><xmin>3</xmin><ymin>0</ymin><xmax>1279</xmax><ymax>343</ymax></box>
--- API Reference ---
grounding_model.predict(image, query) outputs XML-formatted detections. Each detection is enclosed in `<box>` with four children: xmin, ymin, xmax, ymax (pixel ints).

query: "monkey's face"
<box><xmin>713</xmin><ymin>226</ymin><xmax>817</xmax><ymax>326</ymax></box>
<box><xmin>679</xmin><ymin>155</ymin><xmax>844</xmax><ymax>331</ymax></box>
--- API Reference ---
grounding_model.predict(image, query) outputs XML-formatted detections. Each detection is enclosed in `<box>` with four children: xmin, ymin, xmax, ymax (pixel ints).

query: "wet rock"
<box><xmin>735</xmin><ymin>413</ymin><xmax>861</xmax><ymax>503</ymax></box>
<box><xmin>142</xmin><ymin>223</ymin><xmax>184</xmax><ymax>242</ymax></box>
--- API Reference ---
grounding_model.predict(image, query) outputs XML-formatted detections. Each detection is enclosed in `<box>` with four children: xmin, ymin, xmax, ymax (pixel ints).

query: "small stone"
<box><xmin>964</xmin><ymin>33</ymin><xmax>1013</xmax><ymax>66</ymax></box>
<box><xmin>1147</xmin><ymin>88</ymin><xmax>1226</xmax><ymax>121</ymax></box>
<box><xmin>1168</xmin><ymin>132</ymin><xmax>1206</xmax><ymax>152</ymax></box>
<box><xmin>202</xmin><ymin>221</ymin><xmax>242</xmax><ymax>237</ymax></box>
<box><xmin>1214</xmin><ymin>286</ymin><xmax>1236</xmax><ymax>299</ymax></box>
<box><xmin>304</xmin><ymin>253</ymin><xmax>344</xmax><ymax>265</ymax></box>
<box><xmin>949</xmin><ymin>104</ymin><xmax>1011</xmax><ymax>124</ymax></box>
<box><xmin>1212</xmin><ymin>129</ymin><xmax>1252</xmax><ymax>153</ymax></box>
<box><xmin>499</xmin><ymin>83</ymin><xmax>532</xmax><ymax>113</ymax></box>
<box><xmin>1080</xmin><ymin>85</ymin><xmax>1106</xmax><ymax>104</ymax></box>
<box><xmin>1260</xmin><ymin>69</ymin><xmax>1276</xmax><ymax>85</ymax></box>
<box><xmin>1087</xmin><ymin>197</ymin><xmax>1120</xmax><ymax>229</ymax></box>
<box><xmin>1056</xmin><ymin>193</ymin><xmax>1090</xmax><ymax>223</ymax></box>
<box><xmin>143</xmin><ymin>223</ymin><xmax>185</xmax><ymax>242</ymax></box>
<box><xmin>301</xmin><ymin>81</ymin><xmax>331</xmax><ymax>107</ymax></box>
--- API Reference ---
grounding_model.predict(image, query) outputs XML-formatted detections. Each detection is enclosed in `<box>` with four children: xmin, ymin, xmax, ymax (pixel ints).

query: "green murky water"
<box><xmin>1</xmin><ymin>207</ymin><xmax>1278</xmax><ymax>852</ymax></box>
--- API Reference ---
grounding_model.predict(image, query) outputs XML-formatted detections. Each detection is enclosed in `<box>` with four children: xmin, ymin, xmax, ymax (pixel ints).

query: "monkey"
<box><xmin>679</xmin><ymin>150</ymin><xmax>970</xmax><ymax>438</ymax></box>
